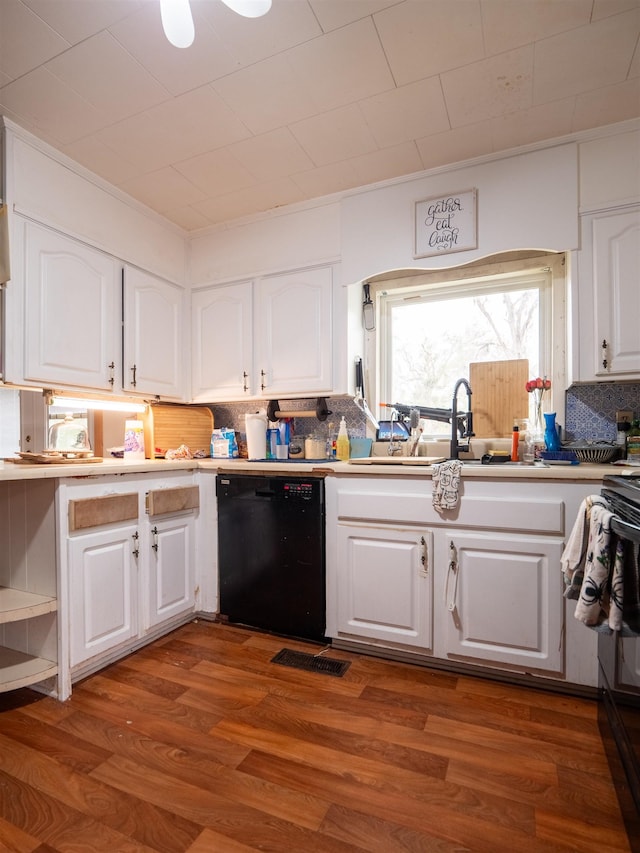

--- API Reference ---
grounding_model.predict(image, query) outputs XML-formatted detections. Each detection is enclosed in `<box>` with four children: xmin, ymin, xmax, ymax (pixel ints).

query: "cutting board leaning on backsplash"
<box><xmin>469</xmin><ymin>359</ymin><xmax>529</xmax><ymax>438</ymax></box>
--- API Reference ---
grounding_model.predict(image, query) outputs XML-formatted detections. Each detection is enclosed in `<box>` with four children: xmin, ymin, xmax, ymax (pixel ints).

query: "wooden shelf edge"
<box><xmin>0</xmin><ymin>587</ymin><xmax>58</xmax><ymax>624</ymax></box>
<box><xmin>0</xmin><ymin>646</ymin><xmax>58</xmax><ymax>693</ymax></box>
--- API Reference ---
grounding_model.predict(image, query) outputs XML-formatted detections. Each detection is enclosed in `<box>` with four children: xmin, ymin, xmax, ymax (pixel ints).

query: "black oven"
<box><xmin>599</xmin><ymin>474</ymin><xmax>640</xmax><ymax>850</ymax></box>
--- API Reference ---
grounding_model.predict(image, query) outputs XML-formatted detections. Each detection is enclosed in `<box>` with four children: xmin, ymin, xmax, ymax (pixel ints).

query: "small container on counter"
<box><xmin>304</xmin><ymin>436</ymin><xmax>326</xmax><ymax>460</ymax></box>
<box><xmin>288</xmin><ymin>440</ymin><xmax>304</xmax><ymax>459</ymax></box>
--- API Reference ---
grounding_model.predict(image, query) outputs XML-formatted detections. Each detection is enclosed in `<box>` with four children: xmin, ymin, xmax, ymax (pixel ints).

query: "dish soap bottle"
<box><xmin>336</xmin><ymin>416</ymin><xmax>350</xmax><ymax>461</ymax></box>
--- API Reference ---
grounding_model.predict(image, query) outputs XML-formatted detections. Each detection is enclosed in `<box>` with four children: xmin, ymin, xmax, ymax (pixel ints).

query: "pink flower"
<box><xmin>526</xmin><ymin>377</ymin><xmax>551</xmax><ymax>393</ymax></box>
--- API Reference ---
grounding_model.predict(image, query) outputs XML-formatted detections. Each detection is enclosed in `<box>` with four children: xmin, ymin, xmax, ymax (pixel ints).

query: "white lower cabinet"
<box><xmin>336</xmin><ymin>524</ymin><xmax>432</xmax><ymax>649</ymax></box>
<box><xmin>144</xmin><ymin>513</ymin><xmax>195</xmax><ymax>630</ymax></box>
<box><xmin>60</xmin><ymin>473</ymin><xmax>198</xmax><ymax>685</ymax></box>
<box><xmin>442</xmin><ymin>531</ymin><xmax>564</xmax><ymax>672</ymax></box>
<box><xmin>327</xmin><ymin>475</ymin><xmax>599</xmax><ymax>687</ymax></box>
<box><xmin>69</xmin><ymin>522</ymin><xmax>139</xmax><ymax>668</ymax></box>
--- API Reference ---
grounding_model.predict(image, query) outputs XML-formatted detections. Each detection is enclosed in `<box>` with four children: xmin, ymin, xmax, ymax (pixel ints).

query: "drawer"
<box><xmin>146</xmin><ymin>485</ymin><xmax>199</xmax><ymax>517</ymax></box>
<box><xmin>335</xmin><ymin>479</ymin><xmax>565</xmax><ymax>534</ymax></box>
<box><xmin>68</xmin><ymin>493</ymin><xmax>139</xmax><ymax>531</ymax></box>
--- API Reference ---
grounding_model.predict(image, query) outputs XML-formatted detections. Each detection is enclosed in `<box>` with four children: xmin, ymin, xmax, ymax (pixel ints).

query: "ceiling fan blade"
<box><xmin>219</xmin><ymin>0</ymin><xmax>272</xmax><ymax>18</ymax></box>
<box><xmin>160</xmin><ymin>0</ymin><xmax>195</xmax><ymax>48</ymax></box>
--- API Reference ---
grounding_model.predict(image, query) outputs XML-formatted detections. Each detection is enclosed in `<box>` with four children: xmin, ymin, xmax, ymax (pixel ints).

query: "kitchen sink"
<box><xmin>348</xmin><ymin>456</ymin><xmax>446</xmax><ymax>466</ymax></box>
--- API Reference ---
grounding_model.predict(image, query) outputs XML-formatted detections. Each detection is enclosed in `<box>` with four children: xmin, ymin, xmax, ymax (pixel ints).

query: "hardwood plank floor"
<box><xmin>0</xmin><ymin>620</ymin><xmax>632</xmax><ymax>852</ymax></box>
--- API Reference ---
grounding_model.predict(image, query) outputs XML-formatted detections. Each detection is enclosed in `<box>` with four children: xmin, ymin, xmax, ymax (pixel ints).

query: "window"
<box><xmin>364</xmin><ymin>253</ymin><xmax>566</xmax><ymax>436</ymax></box>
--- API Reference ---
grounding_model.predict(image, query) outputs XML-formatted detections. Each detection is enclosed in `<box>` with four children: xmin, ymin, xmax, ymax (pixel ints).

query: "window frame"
<box><xmin>362</xmin><ymin>252</ymin><xmax>568</xmax><ymax>436</ymax></box>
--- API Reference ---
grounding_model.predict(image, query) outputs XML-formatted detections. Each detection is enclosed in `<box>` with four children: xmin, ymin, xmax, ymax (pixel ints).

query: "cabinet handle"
<box><xmin>601</xmin><ymin>339</ymin><xmax>609</xmax><ymax>370</ymax></box>
<box><xmin>108</xmin><ymin>361</ymin><xmax>115</xmax><ymax>386</ymax></box>
<box><xmin>444</xmin><ymin>540</ymin><xmax>458</xmax><ymax>612</ymax></box>
<box><xmin>260</xmin><ymin>369</ymin><xmax>267</xmax><ymax>391</ymax></box>
<box><xmin>130</xmin><ymin>364</ymin><xmax>137</xmax><ymax>387</ymax></box>
<box><xmin>151</xmin><ymin>525</ymin><xmax>158</xmax><ymax>552</ymax></box>
<box><xmin>243</xmin><ymin>371</ymin><xmax>249</xmax><ymax>393</ymax></box>
<box><xmin>132</xmin><ymin>531</ymin><xmax>139</xmax><ymax>558</ymax></box>
<box><xmin>420</xmin><ymin>535</ymin><xmax>428</xmax><ymax>575</ymax></box>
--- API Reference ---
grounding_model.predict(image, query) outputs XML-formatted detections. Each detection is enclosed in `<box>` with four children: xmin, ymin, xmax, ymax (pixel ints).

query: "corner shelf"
<box><xmin>0</xmin><ymin>588</ymin><xmax>58</xmax><ymax>692</ymax></box>
<box><xmin>0</xmin><ymin>587</ymin><xmax>58</xmax><ymax>623</ymax></box>
<box><xmin>0</xmin><ymin>646</ymin><xmax>58</xmax><ymax>693</ymax></box>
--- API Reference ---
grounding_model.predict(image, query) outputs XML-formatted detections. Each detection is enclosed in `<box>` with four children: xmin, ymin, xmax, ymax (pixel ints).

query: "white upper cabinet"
<box><xmin>7</xmin><ymin>218</ymin><xmax>185</xmax><ymax>399</ymax></box>
<box><xmin>576</xmin><ymin>205</ymin><xmax>640</xmax><ymax>381</ymax></box>
<box><xmin>190</xmin><ymin>265</ymin><xmax>333</xmax><ymax>402</ymax></box>
<box><xmin>123</xmin><ymin>266</ymin><xmax>185</xmax><ymax>400</ymax></box>
<box><xmin>22</xmin><ymin>220</ymin><xmax>120</xmax><ymax>391</ymax></box>
<box><xmin>256</xmin><ymin>267</ymin><xmax>333</xmax><ymax>398</ymax></box>
<box><xmin>191</xmin><ymin>280</ymin><xmax>253</xmax><ymax>402</ymax></box>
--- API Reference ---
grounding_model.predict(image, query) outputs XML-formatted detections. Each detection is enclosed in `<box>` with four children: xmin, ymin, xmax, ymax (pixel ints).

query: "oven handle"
<box><xmin>611</xmin><ymin>516</ymin><xmax>640</xmax><ymax>544</ymax></box>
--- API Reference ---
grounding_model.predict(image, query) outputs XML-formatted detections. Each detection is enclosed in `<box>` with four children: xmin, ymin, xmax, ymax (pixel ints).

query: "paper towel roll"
<box><xmin>245</xmin><ymin>411</ymin><xmax>267</xmax><ymax>460</ymax></box>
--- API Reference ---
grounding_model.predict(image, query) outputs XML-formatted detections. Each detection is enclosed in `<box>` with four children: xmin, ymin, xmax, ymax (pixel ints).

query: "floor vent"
<box><xmin>271</xmin><ymin>648</ymin><xmax>351</xmax><ymax>677</ymax></box>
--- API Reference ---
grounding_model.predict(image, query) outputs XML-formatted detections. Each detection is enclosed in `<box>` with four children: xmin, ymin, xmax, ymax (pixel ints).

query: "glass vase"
<box><xmin>526</xmin><ymin>402</ymin><xmax>546</xmax><ymax>461</ymax></box>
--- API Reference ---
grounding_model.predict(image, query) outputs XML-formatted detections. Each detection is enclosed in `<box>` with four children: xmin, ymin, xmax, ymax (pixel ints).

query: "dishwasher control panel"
<box><xmin>283</xmin><ymin>481</ymin><xmax>314</xmax><ymax>500</ymax></box>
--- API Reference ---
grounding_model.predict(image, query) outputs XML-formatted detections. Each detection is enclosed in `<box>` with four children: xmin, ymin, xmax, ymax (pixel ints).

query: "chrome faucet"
<box><xmin>450</xmin><ymin>378</ymin><xmax>474</xmax><ymax>459</ymax></box>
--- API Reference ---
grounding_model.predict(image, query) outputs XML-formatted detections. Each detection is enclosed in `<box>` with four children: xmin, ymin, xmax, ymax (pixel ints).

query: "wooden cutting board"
<box><xmin>10</xmin><ymin>452</ymin><xmax>103</xmax><ymax>464</ymax></box>
<box><xmin>469</xmin><ymin>359</ymin><xmax>529</xmax><ymax>438</ymax></box>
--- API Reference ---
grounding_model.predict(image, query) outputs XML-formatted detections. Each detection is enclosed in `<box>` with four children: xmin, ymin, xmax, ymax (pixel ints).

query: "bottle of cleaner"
<box><xmin>336</xmin><ymin>416</ymin><xmax>350</xmax><ymax>461</ymax></box>
<box><xmin>511</xmin><ymin>424</ymin><xmax>519</xmax><ymax>462</ymax></box>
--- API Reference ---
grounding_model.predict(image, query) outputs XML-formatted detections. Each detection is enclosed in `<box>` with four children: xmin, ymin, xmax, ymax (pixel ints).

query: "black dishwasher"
<box><xmin>216</xmin><ymin>474</ymin><xmax>326</xmax><ymax>642</ymax></box>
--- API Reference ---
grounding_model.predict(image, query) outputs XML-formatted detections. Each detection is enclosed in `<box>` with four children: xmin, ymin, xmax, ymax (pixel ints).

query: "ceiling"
<box><xmin>1</xmin><ymin>0</ymin><xmax>639</xmax><ymax>233</ymax></box>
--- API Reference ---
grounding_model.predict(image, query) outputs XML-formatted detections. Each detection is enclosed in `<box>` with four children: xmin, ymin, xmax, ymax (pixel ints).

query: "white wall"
<box><xmin>189</xmin><ymin>200</ymin><xmax>341</xmax><ymax>285</ymax></box>
<box><xmin>341</xmin><ymin>143</ymin><xmax>579</xmax><ymax>284</ymax></box>
<box><xmin>188</xmin><ymin>121</ymin><xmax>640</xmax><ymax>290</ymax></box>
<box><xmin>4</xmin><ymin>120</ymin><xmax>186</xmax><ymax>285</ymax></box>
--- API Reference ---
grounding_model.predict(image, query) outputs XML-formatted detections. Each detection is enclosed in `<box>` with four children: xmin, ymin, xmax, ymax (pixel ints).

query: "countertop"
<box><xmin>0</xmin><ymin>456</ymin><xmax>634</xmax><ymax>483</ymax></box>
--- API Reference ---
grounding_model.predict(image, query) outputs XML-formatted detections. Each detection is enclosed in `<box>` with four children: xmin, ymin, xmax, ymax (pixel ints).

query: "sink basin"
<box><xmin>461</xmin><ymin>460</ymin><xmax>535</xmax><ymax>467</ymax></box>
<box><xmin>348</xmin><ymin>456</ymin><xmax>446</xmax><ymax>466</ymax></box>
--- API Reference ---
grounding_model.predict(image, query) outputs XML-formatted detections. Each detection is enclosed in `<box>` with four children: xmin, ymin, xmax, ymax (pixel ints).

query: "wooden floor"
<box><xmin>0</xmin><ymin>620</ymin><xmax>632</xmax><ymax>853</ymax></box>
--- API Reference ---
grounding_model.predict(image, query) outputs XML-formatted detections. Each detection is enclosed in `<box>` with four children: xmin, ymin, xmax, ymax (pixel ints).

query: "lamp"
<box><xmin>160</xmin><ymin>0</ymin><xmax>271</xmax><ymax>49</ymax></box>
<box><xmin>160</xmin><ymin>0</ymin><xmax>195</xmax><ymax>48</ymax></box>
<box><xmin>48</xmin><ymin>396</ymin><xmax>146</xmax><ymax>414</ymax></box>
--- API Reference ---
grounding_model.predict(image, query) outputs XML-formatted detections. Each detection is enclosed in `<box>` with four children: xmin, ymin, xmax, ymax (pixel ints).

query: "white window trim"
<box><xmin>363</xmin><ymin>252</ymin><xmax>567</xmax><ymax>434</ymax></box>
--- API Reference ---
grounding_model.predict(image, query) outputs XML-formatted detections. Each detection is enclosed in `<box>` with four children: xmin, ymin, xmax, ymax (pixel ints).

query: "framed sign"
<box><xmin>414</xmin><ymin>189</ymin><xmax>477</xmax><ymax>259</ymax></box>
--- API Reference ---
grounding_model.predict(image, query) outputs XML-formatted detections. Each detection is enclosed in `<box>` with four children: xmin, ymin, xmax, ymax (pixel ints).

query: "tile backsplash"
<box><xmin>565</xmin><ymin>382</ymin><xmax>640</xmax><ymax>441</ymax></box>
<box><xmin>209</xmin><ymin>396</ymin><xmax>367</xmax><ymax>452</ymax></box>
<box><xmin>208</xmin><ymin>382</ymin><xmax>639</xmax><ymax>453</ymax></box>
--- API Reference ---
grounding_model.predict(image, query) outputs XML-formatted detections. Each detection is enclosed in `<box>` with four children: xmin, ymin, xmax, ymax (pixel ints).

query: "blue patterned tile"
<box><xmin>565</xmin><ymin>382</ymin><xmax>640</xmax><ymax>441</ymax></box>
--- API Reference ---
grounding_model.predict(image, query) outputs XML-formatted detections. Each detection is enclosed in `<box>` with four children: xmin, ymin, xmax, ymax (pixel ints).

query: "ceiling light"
<box><xmin>49</xmin><ymin>396</ymin><xmax>147</xmax><ymax>414</ymax></box>
<box><xmin>160</xmin><ymin>0</ymin><xmax>195</xmax><ymax>49</ymax></box>
<box><xmin>220</xmin><ymin>0</ymin><xmax>272</xmax><ymax>17</ymax></box>
<box><xmin>159</xmin><ymin>0</ymin><xmax>271</xmax><ymax>49</ymax></box>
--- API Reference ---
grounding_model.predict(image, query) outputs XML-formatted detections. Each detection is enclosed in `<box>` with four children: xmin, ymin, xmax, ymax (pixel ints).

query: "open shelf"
<box><xmin>0</xmin><ymin>587</ymin><xmax>57</xmax><ymax>624</ymax></box>
<box><xmin>0</xmin><ymin>646</ymin><xmax>58</xmax><ymax>693</ymax></box>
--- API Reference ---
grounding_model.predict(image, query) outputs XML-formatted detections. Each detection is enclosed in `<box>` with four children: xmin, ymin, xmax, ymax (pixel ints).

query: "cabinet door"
<box><xmin>123</xmin><ymin>266</ymin><xmax>184</xmax><ymax>399</ymax></box>
<box><xmin>443</xmin><ymin>532</ymin><xmax>564</xmax><ymax>672</ymax></box>
<box><xmin>145</xmin><ymin>514</ymin><xmax>195</xmax><ymax>630</ymax></box>
<box><xmin>68</xmin><ymin>524</ymin><xmax>139</xmax><ymax>668</ymax></box>
<box><xmin>335</xmin><ymin>524</ymin><xmax>432</xmax><ymax>649</ymax></box>
<box><xmin>191</xmin><ymin>281</ymin><xmax>253</xmax><ymax>402</ymax></box>
<box><xmin>256</xmin><ymin>267</ymin><xmax>332</xmax><ymax>396</ymax></box>
<box><xmin>24</xmin><ymin>221</ymin><xmax>119</xmax><ymax>390</ymax></box>
<box><xmin>579</xmin><ymin>206</ymin><xmax>640</xmax><ymax>380</ymax></box>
